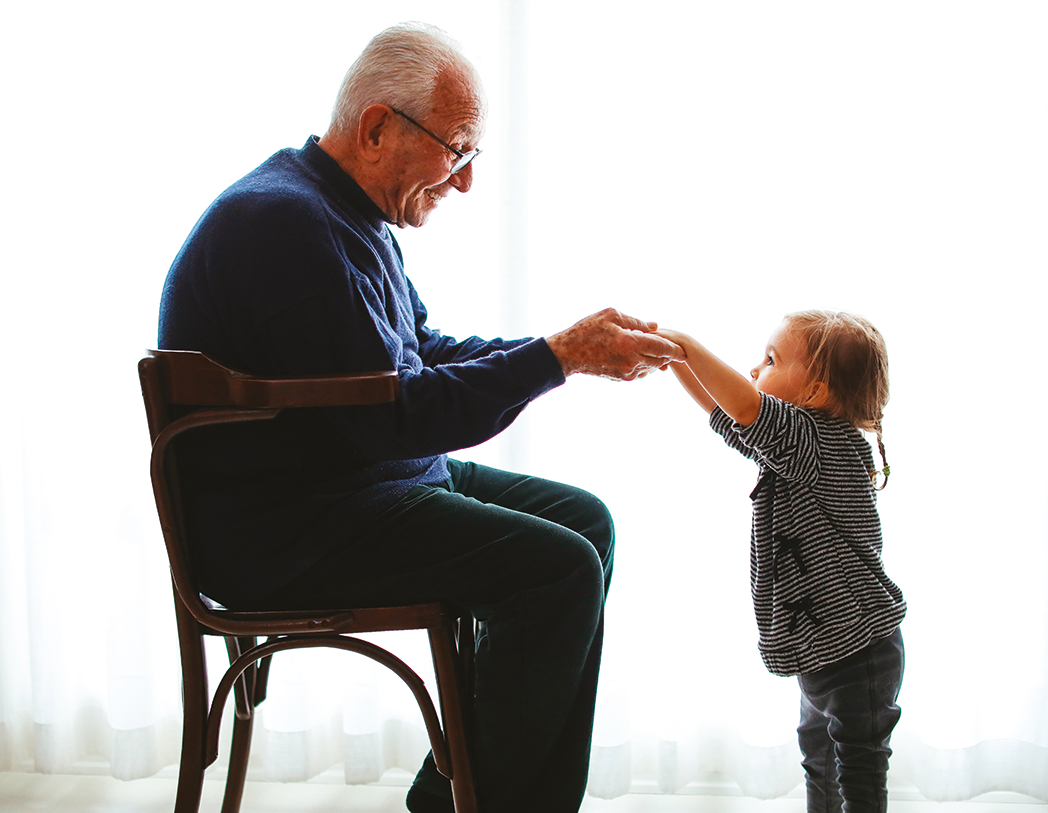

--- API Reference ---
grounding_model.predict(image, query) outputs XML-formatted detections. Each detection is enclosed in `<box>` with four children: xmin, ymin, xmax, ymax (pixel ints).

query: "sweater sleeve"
<box><xmin>710</xmin><ymin>406</ymin><xmax>758</xmax><ymax>461</ymax></box>
<box><xmin>711</xmin><ymin>394</ymin><xmax>820</xmax><ymax>485</ymax></box>
<box><xmin>407</xmin><ymin>276</ymin><xmax>540</xmax><ymax>365</ymax></box>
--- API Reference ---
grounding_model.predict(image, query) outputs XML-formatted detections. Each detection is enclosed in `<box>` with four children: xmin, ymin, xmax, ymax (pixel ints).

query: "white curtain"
<box><xmin>2</xmin><ymin>0</ymin><xmax>1046</xmax><ymax>801</ymax></box>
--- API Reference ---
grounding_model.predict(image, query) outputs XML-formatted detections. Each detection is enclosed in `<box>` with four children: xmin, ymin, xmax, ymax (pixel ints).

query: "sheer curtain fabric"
<box><xmin>1</xmin><ymin>0</ymin><xmax>1046</xmax><ymax>802</ymax></box>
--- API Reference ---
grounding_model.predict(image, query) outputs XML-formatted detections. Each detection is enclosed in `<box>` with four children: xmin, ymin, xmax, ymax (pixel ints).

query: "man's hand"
<box><xmin>546</xmin><ymin>308</ymin><xmax>685</xmax><ymax>381</ymax></box>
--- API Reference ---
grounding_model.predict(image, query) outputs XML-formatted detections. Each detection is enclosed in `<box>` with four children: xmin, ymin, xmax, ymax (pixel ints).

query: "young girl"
<box><xmin>659</xmin><ymin>310</ymin><xmax>905</xmax><ymax>813</ymax></box>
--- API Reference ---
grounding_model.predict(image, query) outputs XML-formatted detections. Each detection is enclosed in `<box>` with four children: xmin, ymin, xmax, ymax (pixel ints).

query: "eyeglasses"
<box><xmin>390</xmin><ymin>107</ymin><xmax>482</xmax><ymax>174</ymax></box>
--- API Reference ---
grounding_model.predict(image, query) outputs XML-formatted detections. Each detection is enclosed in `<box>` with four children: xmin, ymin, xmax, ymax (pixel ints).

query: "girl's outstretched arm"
<box><xmin>662</xmin><ymin>344</ymin><xmax>717</xmax><ymax>414</ymax></box>
<box><xmin>657</xmin><ymin>328</ymin><xmax>761</xmax><ymax>426</ymax></box>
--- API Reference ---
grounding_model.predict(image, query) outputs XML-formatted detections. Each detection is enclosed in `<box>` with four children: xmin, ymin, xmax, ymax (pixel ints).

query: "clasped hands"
<box><xmin>546</xmin><ymin>307</ymin><xmax>686</xmax><ymax>382</ymax></box>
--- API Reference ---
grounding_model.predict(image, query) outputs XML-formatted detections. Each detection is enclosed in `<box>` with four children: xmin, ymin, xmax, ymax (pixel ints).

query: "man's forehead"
<box><xmin>454</xmin><ymin>113</ymin><xmax>486</xmax><ymax>143</ymax></box>
<box><xmin>433</xmin><ymin>68</ymin><xmax>486</xmax><ymax>133</ymax></box>
<box><xmin>437</xmin><ymin>99</ymin><xmax>486</xmax><ymax>144</ymax></box>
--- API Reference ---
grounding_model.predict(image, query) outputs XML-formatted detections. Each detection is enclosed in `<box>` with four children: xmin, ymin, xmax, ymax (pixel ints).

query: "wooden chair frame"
<box><xmin>139</xmin><ymin>349</ymin><xmax>477</xmax><ymax>813</ymax></box>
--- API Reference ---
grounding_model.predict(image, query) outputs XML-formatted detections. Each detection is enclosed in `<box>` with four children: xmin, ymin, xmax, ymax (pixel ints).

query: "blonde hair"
<box><xmin>785</xmin><ymin>310</ymin><xmax>891</xmax><ymax>488</ymax></box>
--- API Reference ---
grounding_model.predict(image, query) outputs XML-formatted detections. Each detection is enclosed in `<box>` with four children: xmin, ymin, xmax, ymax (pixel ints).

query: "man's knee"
<box><xmin>536</xmin><ymin>527</ymin><xmax>607</xmax><ymax>591</ymax></box>
<box><xmin>563</xmin><ymin>487</ymin><xmax>615</xmax><ymax>565</ymax></box>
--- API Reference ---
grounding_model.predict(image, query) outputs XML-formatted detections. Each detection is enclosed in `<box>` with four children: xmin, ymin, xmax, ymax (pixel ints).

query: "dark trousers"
<box><xmin>797</xmin><ymin>628</ymin><xmax>905</xmax><ymax>813</ymax></box>
<box><xmin>264</xmin><ymin>460</ymin><xmax>615</xmax><ymax>813</ymax></box>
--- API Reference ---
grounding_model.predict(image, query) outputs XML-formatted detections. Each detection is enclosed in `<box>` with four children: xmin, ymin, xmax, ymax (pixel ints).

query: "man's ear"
<box><xmin>357</xmin><ymin>104</ymin><xmax>396</xmax><ymax>165</ymax></box>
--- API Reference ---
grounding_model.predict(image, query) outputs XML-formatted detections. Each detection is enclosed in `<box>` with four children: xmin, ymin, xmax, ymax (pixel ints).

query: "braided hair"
<box><xmin>785</xmin><ymin>310</ymin><xmax>891</xmax><ymax>489</ymax></box>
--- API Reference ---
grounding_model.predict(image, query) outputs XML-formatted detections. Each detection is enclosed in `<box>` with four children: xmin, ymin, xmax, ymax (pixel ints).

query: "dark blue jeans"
<box><xmin>263</xmin><ymin>460</ymin><xmax>614</xmax><ymax>813</ymax></box>
<box><xmin>797</xmin><ymin>628</ymin><xmax>905</xmax><ymax>813</ymax></box>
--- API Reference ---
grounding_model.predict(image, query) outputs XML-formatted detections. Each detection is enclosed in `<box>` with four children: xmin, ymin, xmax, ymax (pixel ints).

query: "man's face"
<box><xmin>384</xmin><ymin>72</ymin><xmax>485</xmax><ymax>229</ymax></box>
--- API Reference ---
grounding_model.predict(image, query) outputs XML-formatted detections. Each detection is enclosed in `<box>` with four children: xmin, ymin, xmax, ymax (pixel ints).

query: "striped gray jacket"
<box><xmin>710</xmin><ymin>393</ymin><xmax>906</xmax><ymax>676</ymax></box>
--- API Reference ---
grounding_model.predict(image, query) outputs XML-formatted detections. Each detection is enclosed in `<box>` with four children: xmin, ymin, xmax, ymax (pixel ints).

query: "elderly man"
<box><xmin>159</xmin><ymin>22</ymin><xmax>681</xmax><ymax>813</ymax></box>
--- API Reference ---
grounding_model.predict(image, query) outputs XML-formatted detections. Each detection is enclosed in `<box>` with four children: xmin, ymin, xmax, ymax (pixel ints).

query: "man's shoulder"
<box><xmin>212</xmin><ymin>149</ymin><xmax>328</xmax><ymax>223</ymax></box>
<box><xmin>206</xmin><ymin>147</ymin><xmax>386</xmax><ymax>250</ymax></box>
<box><xmin>167</xmin><ymin>149</ymin><xmax>336</xmax><ymax>287</ymax></box>
<box><xmin>166</xmin><ymin>142</ymin><xmax>399</xmax><ymax>305</ymax></box>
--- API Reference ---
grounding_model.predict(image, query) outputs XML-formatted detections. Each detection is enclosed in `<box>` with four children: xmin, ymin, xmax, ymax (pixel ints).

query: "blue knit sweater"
<box><xmin>159</xmin><ymin>136</ymin><xmax>565</xmax><ymax>606</ymax></box>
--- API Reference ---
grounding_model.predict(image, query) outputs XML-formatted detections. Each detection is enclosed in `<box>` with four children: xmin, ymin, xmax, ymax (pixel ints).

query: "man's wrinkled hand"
<box><xmin>546</xmin><ymin>308</ymin><xmax>685</xmax><ymax>381</ymax></box>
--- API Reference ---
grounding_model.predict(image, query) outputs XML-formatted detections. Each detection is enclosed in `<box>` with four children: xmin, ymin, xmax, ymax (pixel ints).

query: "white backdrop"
<box><xmin>1</xmin><ymin>0</ymin><xmax>1046</xmax><ymax>801</ymax></box>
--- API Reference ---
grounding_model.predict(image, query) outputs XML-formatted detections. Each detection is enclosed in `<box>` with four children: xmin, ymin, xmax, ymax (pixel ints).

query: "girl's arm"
<box><xmin>664</xmin><ymin>349</ymin><xmax>717</xmax><ymax>414</ymax></box>
<box><xmin>657</xmin><ymin>328</ymin><xmax>761</xmax><ymax>426</ymax></box>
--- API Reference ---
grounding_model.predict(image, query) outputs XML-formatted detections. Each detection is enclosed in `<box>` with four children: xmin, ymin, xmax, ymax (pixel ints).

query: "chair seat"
<box><xmin>196</xmin><ymin>593</ymin><xmax>457</xmax><ymax>636</ymax></box>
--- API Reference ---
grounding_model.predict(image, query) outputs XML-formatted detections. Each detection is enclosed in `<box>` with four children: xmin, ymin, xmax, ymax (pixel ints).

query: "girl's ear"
<box><xmin>804</xmin><ymin>380</ymin><xmax>833</xmax><ymax>409</ymax></box>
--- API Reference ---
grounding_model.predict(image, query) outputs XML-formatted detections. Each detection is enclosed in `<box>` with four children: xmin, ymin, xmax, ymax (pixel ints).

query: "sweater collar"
<box><xmin>299</xmin><ymin>135</ymin><xmax>389</xmax><ymax>230</ymax></box>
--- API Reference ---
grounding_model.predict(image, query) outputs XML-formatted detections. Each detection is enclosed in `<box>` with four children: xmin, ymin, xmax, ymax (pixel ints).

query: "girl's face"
<box><xmin>750</xmin><ymin>321</ymin><xmax>818</xmax><ymax>406</ymax></box>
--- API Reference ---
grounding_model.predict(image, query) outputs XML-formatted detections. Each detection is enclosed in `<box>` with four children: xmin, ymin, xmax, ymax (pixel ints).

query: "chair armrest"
<box><xmin>147</xmin><ymin>349</ymin><xmax>398</xmax><ymax>408</ymax></box>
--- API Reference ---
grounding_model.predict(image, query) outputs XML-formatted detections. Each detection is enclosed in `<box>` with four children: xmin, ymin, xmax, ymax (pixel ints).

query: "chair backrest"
<box><xmin>138</xmin><ymin>350</ymin><xmax>399</xmax><ymax>635</ymax></box>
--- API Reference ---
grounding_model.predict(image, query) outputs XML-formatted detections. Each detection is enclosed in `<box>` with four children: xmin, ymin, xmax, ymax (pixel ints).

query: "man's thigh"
<box><xmin>263</xmin><ymin>460</ymin><xmax>611</xmax><ymax>612</ymax></box>
<box><xmin>447</xmin><ymin>459</ymin><xmax>614</xmax><ymax>563</ymax></box>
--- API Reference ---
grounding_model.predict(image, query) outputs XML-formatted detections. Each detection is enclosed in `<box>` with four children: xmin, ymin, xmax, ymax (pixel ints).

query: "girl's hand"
<box><xmin>654</xmin><ymin>327</ymin><xmax>692</xmax><ymax>359</ymax></box>
<box><xmin>653</xmin><ymin>327</ymin><xmax>760</xmax><ymax>423</ymax></box>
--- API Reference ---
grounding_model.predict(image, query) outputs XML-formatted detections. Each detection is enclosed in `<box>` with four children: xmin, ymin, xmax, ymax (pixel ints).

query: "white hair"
<box><xmin>328</xmin><ymin>22</ymin><xmax>478</xmax><ymax>138</ymax></box>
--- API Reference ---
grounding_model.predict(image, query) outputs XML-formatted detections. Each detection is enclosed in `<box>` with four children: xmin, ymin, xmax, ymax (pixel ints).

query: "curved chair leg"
<box><xmin>174</xmin><ymin>605</ymin><xmax>208</xmax><ymax>813</ymax></box>
<box><xmin>253</xmin><ymin>654</ymin><xmax>273</xmax><ymax>706</ymax></box>
<box><xmin>221</xmin><ymin>712</ymin><xmax>255</xmax><ymax>813</ymax></box>
<box><xmin>429</xmin><ymin>621</ymin><xmax>478</xmax><ymax>813</ymax></box>
<box><xmin>219</xmin><ymin>636</ymin><xmax>258</xmax><ymax>813</ymax></box>
<box><xmin>174</xmin><ymin>696</ymin><xmax>208</xmax><ymax>813</ymax></box>
<box><xmin>457</xmin><ymin>617</ymin><xmax>476</xmax><ymax>742</ymax></box>
<box><xmin>226</xmin><ymin>637</ymin><xmax>257</xmax><ymax>720</ymax></box>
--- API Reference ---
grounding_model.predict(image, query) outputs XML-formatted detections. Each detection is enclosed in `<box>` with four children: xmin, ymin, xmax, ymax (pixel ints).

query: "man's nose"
<box><xmin>448</xmin><ymin>163</ymin><xmax>473</xmax><ymax>193</ymax></box>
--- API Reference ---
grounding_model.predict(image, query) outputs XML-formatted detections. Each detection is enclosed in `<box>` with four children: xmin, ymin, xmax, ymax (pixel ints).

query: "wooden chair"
<box><xmin>139</xmin><ymin>349</ymin><xmax>477</xmax><ymax>813</ymax></box>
